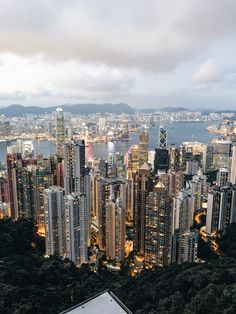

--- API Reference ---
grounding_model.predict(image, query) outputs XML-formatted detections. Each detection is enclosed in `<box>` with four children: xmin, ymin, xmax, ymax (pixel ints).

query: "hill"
<box><xmin>1</xmin><ymin>219</ymin><xmax>236</xmax><ymax>314</ymax></box>
<box><xmin>159</xmin><ymin>106</ymin><xmax>191</xmax><ymax>112</ymax></box>
<box><xmin>0</xmin><ymin>103</ymin><xmax>134</xmax><ymax>117</ymax></box>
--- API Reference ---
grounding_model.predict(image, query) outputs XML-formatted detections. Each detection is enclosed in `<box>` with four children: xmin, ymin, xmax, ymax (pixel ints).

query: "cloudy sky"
<box><xmin>0</xmin><ymin>0</ymin><xmax>236</xmax><ymax>109</ymax></box>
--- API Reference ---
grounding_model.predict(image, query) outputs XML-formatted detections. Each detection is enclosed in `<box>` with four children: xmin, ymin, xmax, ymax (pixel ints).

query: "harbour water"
<box><xmin>0</xmin><ymin>121</ymin><xmax>216</xmax><ymax>163</ymax></box>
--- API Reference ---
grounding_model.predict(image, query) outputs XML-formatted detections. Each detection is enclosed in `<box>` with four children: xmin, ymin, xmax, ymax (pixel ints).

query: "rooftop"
<box><xmin>60</xmin><ymin>290</ymin><xmax>132</xmax><ymax>314</ymax></box>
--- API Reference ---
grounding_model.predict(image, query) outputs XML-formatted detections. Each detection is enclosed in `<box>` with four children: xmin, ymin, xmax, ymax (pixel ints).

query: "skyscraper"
<box><xmin>154</xmin><ymin>148</ymin><xmax>169</xmax><ymax>174</ymax></box>
<box><xmin>11</xmin><ymin>162</ymin><xmax>33</xmax><ymax>219</ymax></box>
<box><xmin>64</xmin><ymin>140</ymin><xmax>86</xmax><ymax>195</ymax></box>
<box><xmin>96</xmin><ymin>178</ymin><xmax>126</xmax><ymax>252</ymax></box>
<box><xmin>159</xmin><ymin>126</ymin><xmax>167</xmax><ymax>149</ymax></box>
<box><xmin>6</xmin><ymin>152</ymin><xmax>22</xmax><ymax>217</ymax></box>
<box><xmin>172</xmin><ymin>230</ymin><xmax>198</xmax><ymax>264</ymax></box>
<box><xmin>169</xmin><ymin>144</ymin><xmax>176</xmax><ymax>169</ymax></box>
<box><xmin>206</xmin><ymin>184</ymin><xmax>236</xmax><ymax>234</ymax></box>
<box><xmin>138</xmin><ymin>130</ymin><xmax>149</xmax><ymax>166</ymax></box>
<box><xmin>129</xmin><ymin>145</ymin><xmax>140</xmax><ymax>174</ymax></box>
<box><xmin>172</xmin><ymin>188</ymin><xmax>195</xmax><ymax>233</ymax></box>
<box><xmin>65</xmin><ymin>193</ymin><xmax>89</xmax><ymax>265</ymax></box>
<box><xmin>32</xmin><ymin>166</ymin><xmax>53</xmax><ymax>233</ymax></box>
<box><xmin>217</xmin><ymin>168</ymin><xmax>229</xmax><ymax>187</ymax></box>
<box><xmin>230</xmin><ymin>145</ymin><xmax>236</xmax><ymax>184</ymax></box>
<box><xmin>56</xmin><ymin>108</ymin><xmax>65</xmax><ymax>158</ymax></box>
<box><xmin>44</xmin><ymin>186</ymin><xmax>65</xmax><ymax>256</ymax></box>
<box><xmin>202</xmin><ymin>144</ymin><xmax>214</xmax><ymax>173</ymax></box>
<box><xmin>145</xmin><ymin>182</ymin><xmax>172</xmax><ymax>267</ymax></box>
<box><xmin>106</xmin><ymin>194</ymin><xmax>126</xmax><ymax>262</ymax></box>
<box><xmin>133</xmin><ymin>163</ymin><xmax>156</xmax><ymax>255</ymax></box>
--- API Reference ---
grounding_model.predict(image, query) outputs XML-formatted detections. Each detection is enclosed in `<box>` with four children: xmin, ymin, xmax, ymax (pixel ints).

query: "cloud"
<box><xmin>192</xmin><ymin>60</ymin><xmax>223</xmax><ymax>84</ymax></box>
<box><xmin>0</xmin><ymin>0</ymin><xmax>236</xmax><ymax>108</ymax></box>
<box><xmin>0</xmin><ymin>0</ymin><xmax>236</xmax><ymax>72</ymax></box>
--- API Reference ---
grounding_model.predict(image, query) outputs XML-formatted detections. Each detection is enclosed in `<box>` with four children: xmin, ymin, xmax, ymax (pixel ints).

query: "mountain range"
<box><xmin>0</xmin><ymin>104</ymin><xmax>194</xmax><ymax>117</ymax></box>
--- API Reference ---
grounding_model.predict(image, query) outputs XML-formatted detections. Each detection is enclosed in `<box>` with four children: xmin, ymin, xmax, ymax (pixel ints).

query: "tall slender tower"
<box><xmin>138</xmin><ymin>130</ymin><xmax>149</xmax><ymax>166</ymax></box>
<box><xmin>106</xmin><ymin>194</ymin><xmax>126</xmax><ymax>262</ymax></box>
<box><xmin>206</xmin><ymin>184</ymin><xmax>236</xmax><ymax>234</ymax></box>
<box><xmin>64</xmin><ymin>140</ymin><xmax>86</xmax><ymax>195</ymax></box>
<box><xmin>65</xmin><ymin>193</ymin><xmax>88</xmax><ymax>265</ymax></box>
<box><xmin>145</xmin><ymin>182</ymin><xmax>172</xmax><ymax>267</ymax></box>
<box><xmin>133</xmin><ymin>163</ymin><xmax>156</xmax><ymax>255</ymax></box>
<box><xmin>56</xmin><ymin>108</ymin><xmax>65</xmax><ymax>158</ymax></box>
<box><xmin>159</xmin><ymin>126</ymin><xmax>167</xmax><ymax>149</ymax></box>
<box><xmin>44</xmin><ymin>186</ymin><xmax>65</xmax><ymax>256</ymax></box>
<box><xmin>230</xmin><ymin>145</ymin><xmax>236</xmax><ymax>184</ymax></box>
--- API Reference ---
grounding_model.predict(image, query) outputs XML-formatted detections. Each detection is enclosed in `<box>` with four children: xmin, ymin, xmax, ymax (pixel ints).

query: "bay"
<box><xmin>0</xmin><ymin>121</ymin><xmax>216</xmax><ymax>163</ymax></box>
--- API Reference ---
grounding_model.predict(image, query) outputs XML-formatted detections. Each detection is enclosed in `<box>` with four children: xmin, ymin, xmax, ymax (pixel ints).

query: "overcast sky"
<box><xmin>0</xmin><ymin>0</ymin><xmax>236</xmax><ymax>109</ymax></box>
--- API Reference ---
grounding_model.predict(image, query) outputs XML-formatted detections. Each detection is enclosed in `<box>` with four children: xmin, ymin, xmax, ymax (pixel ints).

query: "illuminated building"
<box><xmin>138</xmin><ymin>130</ymin><xmax>149</xmax><ymax>166</ymax></box>
<box><xmin>96</xmin><ymin>178</ymin><xmax>126</xmax><ymax>251</ymax></box>
<box><xmin>145</xmin><ymin>182</ymin><xmax>172</xmax><ymax>267</ymax></box>
<box><xmin>11</xmin><ymin>162</ymin><xmax>33</xmax><ymax>219</ymax></box>
<box><xmin>172</xmin><ymin>188</ymin><xmax>194</xmax><ymax>233</ymax></box>
<box><xmin>129</xmin><ymin>145</ymin><xmax>139</xmax><ymax>174</ymax></box>
<box><xmin>212</xmin><ymin>139</ymin><xmax>232</xmax><ymax>169</ymax></box>
<box><xmin>64</xmin><ymin>140</ymin><xmax>86</xmax><ymax>195</ymax></box>
<box><xmin>172</xmin><ymin>230</ymin><xmax>198</xmax><ymax>264</ymax></box>
<box><xmin>206</xmin><ymin>184</ymin><xmax>236</xmax><ymax>234</ymax></box>
<box><xmin>56</xmin><ymin>108</ymin><xmax>65</xmax><ymax>158</ymax></box>
<box><xmin>202</xmin><ymin>144</ymin><xmax>215</xmax><ymax>173</ymax></box>
<box><xmin>168</xmin><ymin>170</ymin><xmax>185</xmax><ymax>197</ymax></box>
<box><xmin>0</xmin><ymin>176</ymin><xmax>8</xmax><ymax>204</ymax></box>
<box><xmin>188</xmin><ymin>174</ymin><xmax>207</xmax><ymax>212</ymax></box>
<box><xmin>169</xmin><ymin>144</ymin><xmax>176</xmax><ymax>169</ymax></box>
<box><xmin>185</xmin><ymin>158</ymin><xmax>199</xmax><ymax>175</ymax></box>
<box><xmin>32</xmin><ymin>167</ymin><xmax>53</xmax><ymax>231</ymax></box>
<box><xmin>65</xmin><ymin>193</ymin><xmax>89</xmax><ymax>265</ymax></box>
<box><xmin>106</xmin><ymin>194</ymin><xmax>125</xmax><ymax>261</ymax></box>
<box><xmin>6</xmin><ymin>152</ymin><xmax>22</xmax><ymax>217</ymax></box>
<box><xmin>217</xmin><ymin>168</ymin><xmax>229</xmax><ymax>187</ymax></box>
<box><xmin>44</xmin><ymin>186</ymin><xmax>65</xmax><ymax>256</ymax></box>
<box><xmin>148</xmin><ymin>150</ymin><xmax>155</xmax><ymax>169</ymax></box>
<box><xmin>133</xmin><ymin>163</ymin><xmax>156</xmax><ymax>255</ymax></box>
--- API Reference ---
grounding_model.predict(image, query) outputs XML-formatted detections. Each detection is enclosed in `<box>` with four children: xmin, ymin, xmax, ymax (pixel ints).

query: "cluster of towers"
<box><xmin>1</xmin><ymin>108</ymin><xmax>236</xmax><ymax>270</ymax></box>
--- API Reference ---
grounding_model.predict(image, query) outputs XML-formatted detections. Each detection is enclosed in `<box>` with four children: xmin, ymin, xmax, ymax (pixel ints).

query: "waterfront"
<box><xmin>0</xmin><ymin>121</ymin><xmax>216</xmax><ymax>163</ymax></box>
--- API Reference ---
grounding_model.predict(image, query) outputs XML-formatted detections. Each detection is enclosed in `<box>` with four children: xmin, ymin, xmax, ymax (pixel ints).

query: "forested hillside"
<box><xmin>1</xmin><ymin>219</ymin><xmax>236</xmax><ymax>314</ymax></box>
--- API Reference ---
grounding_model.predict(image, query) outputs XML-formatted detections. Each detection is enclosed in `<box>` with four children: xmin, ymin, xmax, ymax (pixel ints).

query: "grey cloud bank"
<box><xmin>0</xmin><ymin>0</ymin><xmax>236</xmax><ymax>109</ymax></box>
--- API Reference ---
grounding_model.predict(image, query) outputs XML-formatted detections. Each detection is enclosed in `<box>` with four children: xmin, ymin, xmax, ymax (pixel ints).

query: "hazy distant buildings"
<box><xmin>56</xmin><ymin>108</ymin><xmax>65</xmax><ymax>158</ymax></box>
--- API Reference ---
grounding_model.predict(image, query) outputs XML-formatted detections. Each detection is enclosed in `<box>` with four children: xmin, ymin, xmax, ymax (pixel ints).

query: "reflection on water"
<box><xmin>0</xmin><ymin>122</ymin><xmax>216</xmax><ymax>163</ymax></box>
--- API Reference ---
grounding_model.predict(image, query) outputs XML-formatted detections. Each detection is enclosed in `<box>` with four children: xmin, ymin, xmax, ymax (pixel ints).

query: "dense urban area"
<box><xmin>0</xmin><ymin>105</ymin><xmax>236</xmax><ymax>313</ymax></box>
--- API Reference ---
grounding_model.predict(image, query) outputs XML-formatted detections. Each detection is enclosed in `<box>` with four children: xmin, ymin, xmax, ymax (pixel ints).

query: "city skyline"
<box><xmin>0</xmin><ymin>1</ymin><xmax>236</xmax><ymax>109</ymax></box>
